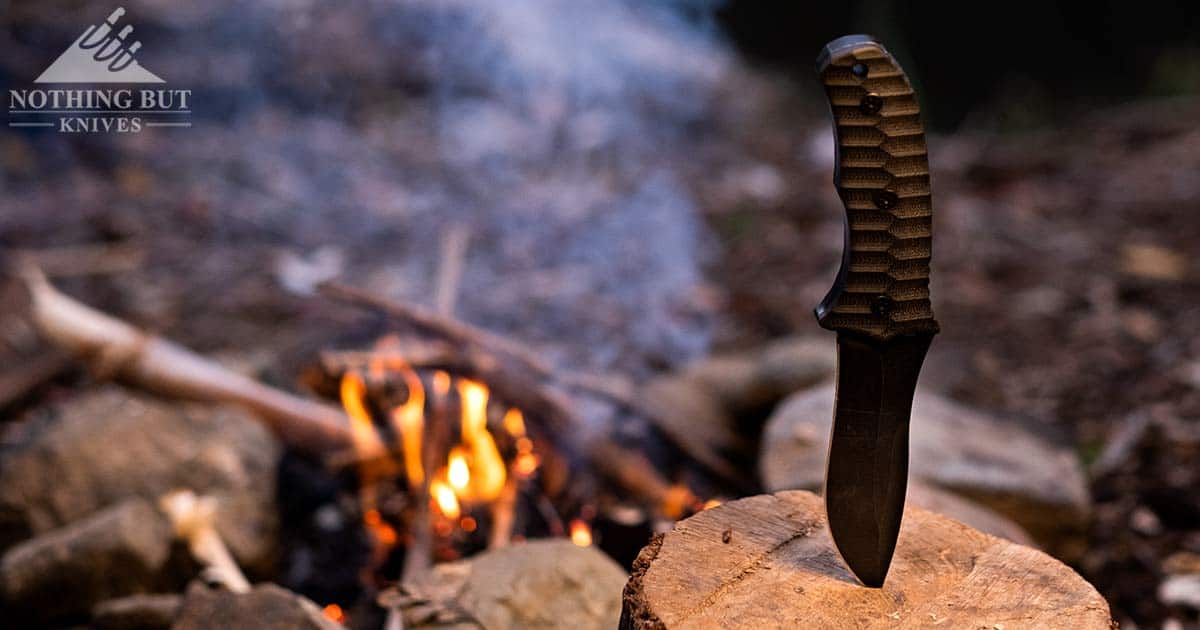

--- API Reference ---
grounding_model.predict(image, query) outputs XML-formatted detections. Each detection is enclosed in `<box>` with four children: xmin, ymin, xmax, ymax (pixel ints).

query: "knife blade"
<box><xmin>814</xmin><ymin>35</ymin><xmax>939</xmax><ymax>588</ymax></box>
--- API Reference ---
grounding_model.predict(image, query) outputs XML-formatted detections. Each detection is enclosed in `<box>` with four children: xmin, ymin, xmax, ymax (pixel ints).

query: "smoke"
<box><xmin>2</xmin><ymin>0</ymin><xmax>739</xmax><ymax>374</ymax></box>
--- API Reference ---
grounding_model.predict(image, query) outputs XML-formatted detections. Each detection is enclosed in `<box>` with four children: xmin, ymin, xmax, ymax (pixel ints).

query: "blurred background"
<box><xmin>1</xmin><ymin>1</ymin><xmax>1199</xmax><ymax>628</ymax></box>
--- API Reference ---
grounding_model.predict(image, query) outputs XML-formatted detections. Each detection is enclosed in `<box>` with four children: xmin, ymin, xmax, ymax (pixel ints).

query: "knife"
<box><xmin>814</xmin><ymin>35</ymin><xmax>939</xmax><ymax>588</ymax></box>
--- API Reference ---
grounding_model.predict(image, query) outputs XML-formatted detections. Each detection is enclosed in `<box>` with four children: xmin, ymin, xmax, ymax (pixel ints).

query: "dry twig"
<box><xmin>19</xmin><ymin>265</ymin><xmax>351</xmax><ymax>454</ymax></box>
<box><xmin>159</xmin><ymin>490</ymin><xmax>251</xmax><ymax>593</ymax></box>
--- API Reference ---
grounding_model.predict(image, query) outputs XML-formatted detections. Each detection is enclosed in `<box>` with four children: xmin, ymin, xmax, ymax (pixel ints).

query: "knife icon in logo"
<box><xmin>36</xmin><ymin>7</ymin><xmax>164</xmax><ymax>83</ymax></box>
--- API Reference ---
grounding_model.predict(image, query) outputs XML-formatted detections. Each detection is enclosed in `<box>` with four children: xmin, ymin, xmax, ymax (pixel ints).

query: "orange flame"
<box><xmin>456</xmin><ymin>379</ymin><xmax>506</xmax><ymax>501</ymax></box>
<box><xmin>661</xmin><ymin>483</ymin><xmax>696</xmax><ymax>520</ymax></box>
<box><xmin>569</xmin><ymin>519</ymin><xmax>593</xmax><ymax>547</ymax></box>
<box><xmin>458</xmin><ymin>379</ymin><xmax>488</xmax><ymax>437</ymax></box>
<box><xmin>339</xmin><ymin>371</ymin><xmax>385</xmax><ymax>461</ymax></box>
<box><xmin>513</xmin><ymin>452</ymin><xmax>540</xmax><ymax>478</ymax></box>
<box><xmin>504</xmin><ymin>408</ymin><xmax>526</xmax><ymax>437</ymax></box>
<box><xmin>362</xmin><ymin>508</ymin><xmax>398</xmax><ymax>548</ymax></box>
<box><xmin>703</xmin><ymin>499</ymin><xmax>722</xmax><ymax>510</ymax></box>
<box><xmin>431</xmin><ymin>479</ymin><xmax>461</xmax><ymax>519</ymax></box>
<box><xmin>448</xmin><ymin>448</ymin><xmax>470</xmax><ymax>491</ymax></box>
<box><xmin>389</xmin><ymin>363</ymin><xmax>426</xmax><ymax>489</ymax></box>
<box><xmin>322</xmin><ymin>603</ymin><xmax>345</xmax><ymax>624</ymax></box>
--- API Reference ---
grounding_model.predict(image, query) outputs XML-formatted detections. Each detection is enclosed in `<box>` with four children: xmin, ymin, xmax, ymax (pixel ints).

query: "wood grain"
<box><xmin>621</xmin><ymin>490</ymin><xmax>1112</xmax><ymax>629</ymax></box>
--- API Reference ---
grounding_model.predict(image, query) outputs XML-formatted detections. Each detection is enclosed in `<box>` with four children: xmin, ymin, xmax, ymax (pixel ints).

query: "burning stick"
<box><xmin>18</xmin><ymin>265</ymin><xmax>352</xmax><ymax>455</ymax></box>
<box><xmin>588</xmin><ymin>439</ymin><xmax>697</xmax><ymax>520</ymax></box>
<box><xmin>401</xmin><ymin>370</ymin><xmax>457</xmax><ymax>584</ymax></box>
<box><xmin>315</xmin><ymin>282</ymin><xmax>690</xmax><ymax>500</ymax></box>
<box><xmin>318</xmin><ymin>281</ymin><xmax>577</xmax><ymax>437</ymax></box>
<box><xmin>319</xmin><ymin>281</ymin><xmax>548</xmax><ymax>378</ymax></box>
<box><xmin>318</xmin><ymin>280</ymin><xmax>668</xmax><ymax>420</ymax></box>
<box><xmin>321</xmin><ymin>347</ymin><xmax>688</xmax><ymax>519</ymax></box>
<box><xmin>488</xmin><ymin>479</ymin><xmax>519</xmax><ymax>549</ymax></box>
<box><xmin>158</xmin><ymin>490</ymin><xmax>250</xmax><ymax>593</ymax></box>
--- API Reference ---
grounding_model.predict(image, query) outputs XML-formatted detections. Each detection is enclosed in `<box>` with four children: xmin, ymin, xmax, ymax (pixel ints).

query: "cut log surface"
<box><xmin>620</xmin><ymin>491</ymin><xmax>1112</xmax><ymax>630</ymax></box>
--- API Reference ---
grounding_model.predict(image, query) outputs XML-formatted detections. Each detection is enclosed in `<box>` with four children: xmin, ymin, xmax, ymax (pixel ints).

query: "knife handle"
<box><xmin>814</xmin><ymin>35</ymin><xmax>939</xmax><ymax>341</ymax></box>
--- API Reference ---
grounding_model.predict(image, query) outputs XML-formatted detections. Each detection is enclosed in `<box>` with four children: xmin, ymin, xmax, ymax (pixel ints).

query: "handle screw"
<box><xmin>859</xmin><ymin>94</ymin><xmax>884</xmax><ymax>115</ymax></box>
<box><xmin>851</xmin><ymin>62</ymin><xmax>869</xmax><ymax>78</ymax></box>
<box><xmin>872</xmin><ymin>190</ymin><xmax>899</xmax><ymax>210</ymax></box>
<box><xmin>870</xmin><ymin>295</ymin><xmax>893</xmax><ymax>317</ymax></box>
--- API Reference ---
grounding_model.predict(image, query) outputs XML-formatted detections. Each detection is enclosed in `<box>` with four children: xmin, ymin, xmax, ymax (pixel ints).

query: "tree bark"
<box><xmin>620</xmin><ymin>490</ymin><xmax>1112</xmax><ymax>629</ymax></box>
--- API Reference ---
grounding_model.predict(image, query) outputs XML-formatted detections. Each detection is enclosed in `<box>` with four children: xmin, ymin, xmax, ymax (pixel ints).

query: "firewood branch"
<box><xmin>19</xmin><ymin>266</ymin><xmax>684</xmax><ymax>514</ymax></box>
<box><xmin>316</xmin><ymin>281</ymin><xmax>692</xmax><ymax>514</ymax></box>
<box><xmin>19</xmin><ymin>265</ymin><xmax>352</xmax><ymax>455</ymax></box>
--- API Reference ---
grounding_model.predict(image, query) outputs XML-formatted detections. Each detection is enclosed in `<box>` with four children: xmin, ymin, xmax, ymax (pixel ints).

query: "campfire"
<box><xmin>8</xmin><ymin>267</ymin><xmax>724</xmax><ymax>627</ymax></box>
<box><xmin>324</xmin><ymin>335</ymin><xmax>585</xmax><ymax>588</ymax></box>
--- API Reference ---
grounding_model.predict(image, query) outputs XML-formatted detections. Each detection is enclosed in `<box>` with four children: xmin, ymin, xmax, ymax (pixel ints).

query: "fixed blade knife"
<box><xmin>814</xmin><ymin>35</ymin><xmax>939</xmax><ymax>588</ymax></box>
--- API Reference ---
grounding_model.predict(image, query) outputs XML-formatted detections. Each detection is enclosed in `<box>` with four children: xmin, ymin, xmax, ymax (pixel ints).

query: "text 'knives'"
<box><xmin>814</xmin><ymin>34</ymin><xmax>939</xmax><ymax>588</ymax></box>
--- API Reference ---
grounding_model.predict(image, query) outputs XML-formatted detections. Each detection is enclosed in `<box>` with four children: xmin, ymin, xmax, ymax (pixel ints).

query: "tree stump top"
<box><xmin>621</xmin><ymin>490</ymin><xmax>1111</xmax><ymax>629</ymax></box>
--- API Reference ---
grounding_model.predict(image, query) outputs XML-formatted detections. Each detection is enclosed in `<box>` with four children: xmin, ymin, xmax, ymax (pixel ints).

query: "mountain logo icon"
<box><xmin>35</xmin><ymin>7</ymin><xmax>164</xmax><ymax>83</ymax></box>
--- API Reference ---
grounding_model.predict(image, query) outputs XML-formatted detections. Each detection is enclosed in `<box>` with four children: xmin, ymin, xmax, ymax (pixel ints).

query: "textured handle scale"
<box><xmin>814</xmin><ymin>35</ymin><xmax>939</xmax><ymax>341</ymax></box>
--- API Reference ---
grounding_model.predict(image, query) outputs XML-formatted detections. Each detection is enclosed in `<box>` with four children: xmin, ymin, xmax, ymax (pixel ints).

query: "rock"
<box><xmin>639</xmin><ymin>336</ymin><xmax>834</xmax><ymax>483</ymax></box>
<box><xmin>905</xmin><ymin>481</ymin><xmax>1034</xmax><ymax>546</ymax></box>
<box><xmin>1159</xmin><ymin>574</ymin><xmax>1200</xmax><ymax>610</ymax></box>
<box><xmin>93</xmin><ymin>594</ymin><xmax>183</xmax><ymax>630</ymax></box>
<box><xmin>0</xmin><ymin>499</ymin><xmax>173</xmax><ymax>625</ymax></box>
<box><xmin>639</xmin><ymin>375</ymin><xmax>747</xmax><ymax>482</ymax></box>
<box><xmin>0</xmin><ymin>386</ymin><xmax>281</xmax><ymax>574</ymax></box>
<box><xmin>171</xmin><ymin>582</ymin><xmax>339</xmax><ymax>630</ymax></box>
<box><xmin>760</xmin><ymin>382</ymin><xmax>1090</xmax><ymax>557</ymax></box>
<box><xmin>403</xmin><ymin>540</ymin><xmax>627</xmax><ymax>629</ymax></box>
<box><xmin>683</xmin><ymin>336</ymin><xmax>835</xmax><ymax>419</ymax></box>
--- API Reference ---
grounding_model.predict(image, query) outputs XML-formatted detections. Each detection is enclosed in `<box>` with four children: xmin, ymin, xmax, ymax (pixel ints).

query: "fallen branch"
<box><xmin>19</xmin><ymin>266</ymin><xmax>351</xmax><ymax>455</ymax></box>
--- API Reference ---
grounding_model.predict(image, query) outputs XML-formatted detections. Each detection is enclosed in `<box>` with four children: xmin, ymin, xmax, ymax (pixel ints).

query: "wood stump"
<box><xmin>620</xmin><ymin>491</ymin><xmax>1112</xmax><ymax>629</ymax></box>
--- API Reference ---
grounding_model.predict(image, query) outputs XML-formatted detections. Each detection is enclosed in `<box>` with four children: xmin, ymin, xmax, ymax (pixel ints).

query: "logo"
<box><xmin>8</xmin><ymin>7</ymin><xmax>192</xmax><ymax>133</ymax></box>
<box><xmin>36</xmin><ymin>8</ymin><xmax>164</xmax><ymax>83</ymax></box>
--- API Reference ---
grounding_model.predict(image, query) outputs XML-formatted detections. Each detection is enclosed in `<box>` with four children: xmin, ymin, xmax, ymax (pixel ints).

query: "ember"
<box><xmin>431</xmin><ymin>481</ymin><xmax>461</xmax><ymax>520</ymax></box>
<box><xmin>570</xmin><ymin>520</ymin><xmax>594</xmax><ymax>547</ymax></box>
<box><xmin>322</xmin><ymin>603</ymin><xmax>345</xmax><ymax>624</ymax></box>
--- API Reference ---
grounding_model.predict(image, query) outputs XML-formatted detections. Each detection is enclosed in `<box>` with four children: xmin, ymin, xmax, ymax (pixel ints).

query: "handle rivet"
<box><xmin>872</xmin><ymin>190</ymin><xmax>899</xmax><ymax>210</ymax></box>
<box><xmin>859</xmin><ymin>94</ymin><xmax>884</xmax><ymax>115</ymax></box>
<box><xmin>870</xmin><ymin>295</ymin><xmax>893</xmax><ymax>317</ymax></box>
<box><xmin>851</xmin><ymin>62</ymin><xmax>869</xmax><ymax>78</ymax></box>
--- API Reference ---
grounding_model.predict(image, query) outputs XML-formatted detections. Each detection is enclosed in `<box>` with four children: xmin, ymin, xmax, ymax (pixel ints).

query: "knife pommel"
<box><xmin>814</xmin><ymin>35</ymin><xmax>939</xmax><ymax>341</ymax></box>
